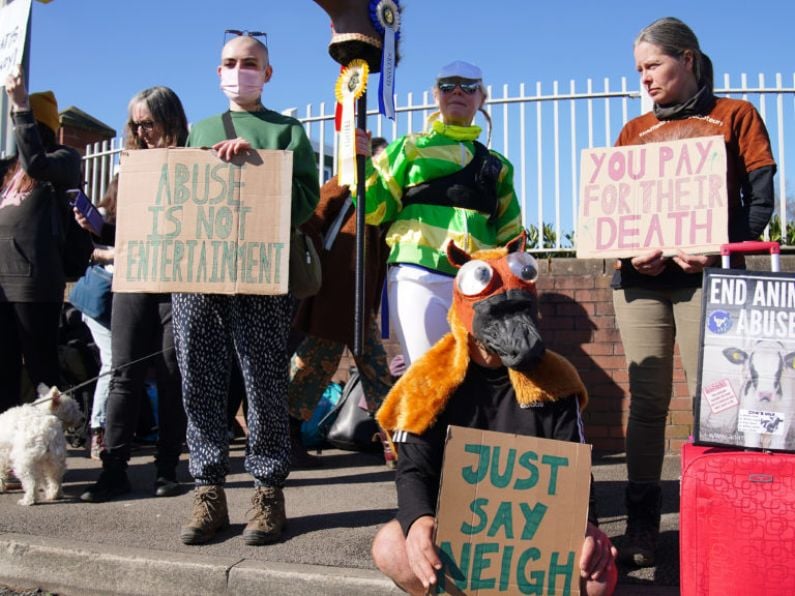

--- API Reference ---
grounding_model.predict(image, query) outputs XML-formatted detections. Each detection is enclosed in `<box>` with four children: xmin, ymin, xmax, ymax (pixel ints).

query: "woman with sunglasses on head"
<box><xmin>80</xmin><ymin>86</ymin><xmax>189</xmax><ymax>503</ymax></box>
<box><xmin>357</xmin><ymin>60</ymin><xmax>523</xmax><ymax>366</ymax></box>
<box><xmin>612</xmin><ymin>17</ymin><xmax>775</xmax><ymax>568</ymax></box>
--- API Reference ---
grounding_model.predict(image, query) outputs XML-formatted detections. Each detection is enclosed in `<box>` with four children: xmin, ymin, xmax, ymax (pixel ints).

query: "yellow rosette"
<box><xmin>335</xmin><ymin>59</ymin><xmax>368</xmax><ymax>187</ymax></box>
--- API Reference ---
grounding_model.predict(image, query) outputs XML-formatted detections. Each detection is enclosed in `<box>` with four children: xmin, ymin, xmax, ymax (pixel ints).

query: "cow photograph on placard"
<box><xmin>695</xmin><ymin>269</ymin><xmax>795</xmax><ymax>452</ymax></box>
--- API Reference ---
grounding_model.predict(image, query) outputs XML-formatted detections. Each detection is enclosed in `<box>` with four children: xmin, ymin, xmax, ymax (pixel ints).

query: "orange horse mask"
<box><xmin>447</xmin><ymin>231</ymin><xmax>545</xmax><ymax>372</ymax></box>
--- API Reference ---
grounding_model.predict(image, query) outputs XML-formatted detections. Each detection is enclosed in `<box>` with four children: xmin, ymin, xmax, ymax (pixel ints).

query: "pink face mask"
<box><xmin>220</xmin><ymin>68</ymin><xmax>265</xmax><ymax>105</ymax></box>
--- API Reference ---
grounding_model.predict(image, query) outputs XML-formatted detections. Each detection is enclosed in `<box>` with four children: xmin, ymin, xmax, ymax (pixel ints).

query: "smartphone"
<box><xmin>67</xmin><ymin>189</ymin><xmax>104</xmax><ymax>236</ymax></box>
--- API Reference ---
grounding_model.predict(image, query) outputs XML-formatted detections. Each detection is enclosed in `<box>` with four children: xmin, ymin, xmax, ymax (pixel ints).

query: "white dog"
<box><xmin>0</xmin><ymin>385</ymin><xmax>84</xmax><ymax>505</ymax></box>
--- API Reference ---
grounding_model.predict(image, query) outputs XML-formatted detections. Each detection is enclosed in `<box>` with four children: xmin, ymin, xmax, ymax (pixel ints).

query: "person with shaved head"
<box><xmin>173</xmin><ymin>31</ymin><xmax>319</xmax><ymax>546</ymax></box>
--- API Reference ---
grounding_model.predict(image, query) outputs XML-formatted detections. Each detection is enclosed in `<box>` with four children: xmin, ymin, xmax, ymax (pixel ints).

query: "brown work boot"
<box><xmin>180</xmin><ymin>485</ymin><xmax>230</xmax><ymax>545</ymax></box>
<box><xmin>242</xmin><ymin>486</ymin><xmax>286</xmax><ymax>545</ymax></box>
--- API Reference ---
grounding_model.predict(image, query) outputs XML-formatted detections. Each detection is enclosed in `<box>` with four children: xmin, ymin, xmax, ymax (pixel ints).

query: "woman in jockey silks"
<box><xmin>356</xmin><ymin>60</ymin><xmax>523</xmax><ymax>365</ymax></box>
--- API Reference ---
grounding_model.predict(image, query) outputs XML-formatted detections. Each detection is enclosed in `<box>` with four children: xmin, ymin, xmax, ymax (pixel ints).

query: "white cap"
<box><xmin>437</xmin><ymin>60</ymin><xmax>482</xmax><ymax>81</ymax></box>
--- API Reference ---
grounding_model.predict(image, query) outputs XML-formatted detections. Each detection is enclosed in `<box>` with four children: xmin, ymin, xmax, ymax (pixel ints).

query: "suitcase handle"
<box><xmin>720</xmin><ymin>241</ymin><xmax>781</xmax><ymax>272</ymax></box>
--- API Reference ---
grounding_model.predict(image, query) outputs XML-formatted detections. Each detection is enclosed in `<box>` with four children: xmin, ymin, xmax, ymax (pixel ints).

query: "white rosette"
<box><xmin>335</xmin><ymin>59</ymin><xmax>368</xmax><ymax>187</ymax></box>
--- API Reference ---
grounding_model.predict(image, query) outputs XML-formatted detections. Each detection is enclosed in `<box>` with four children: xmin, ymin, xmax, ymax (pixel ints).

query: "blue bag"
<box><xmin>301</xmin><ymin>382</ymin><xmax>343</xmax><ymax>448</ymax></box>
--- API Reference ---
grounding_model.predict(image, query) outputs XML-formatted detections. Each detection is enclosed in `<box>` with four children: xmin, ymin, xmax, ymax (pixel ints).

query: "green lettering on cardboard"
<box><xmin>460</xmin><ymin>497</ymin><xmax>489</xmax><ymax>535</ymax></box>
<box><xmin>471</xmin><ymin>542</ymin><xmax>498</xmax><ymax>590</ymax></box>
<box><xmin>238</xmin><ymin>204</ymin><xmax>252</xmax><ymax>241</ymax></box>
<box><xmin>191</xmin><ymin>164</ymin><xmax>209</xmax><ymax>205</ymax></box>
<box><xmin>462</xmin><ymin>444</ymin><xmax>489</xmax><ymax>484</ymax></box>
<box><xmin>490</xmin><ymin>446</ymin><xmax>516</xmax><ymax>489</ymax></box>
<box><xmin>209</xmin><ymin>163</ymin><xmax>228</xmax><ymax>203</ymax></box>
<box><xmin>547</xmin><ymin>552</ymin><xmax>575</xmax><ymax>596</ymax></box>
<box><xmin>226</xmin><ymin>163</ymin><xmax>241</xmax><ymax>206</ymax></box>
<box><xmin>272</xmin><ymin>242</ymin><xmax>285</xmax><ymax>283</ymax></box>
<box><xmin>159</xmin><ymin>238</ymin><xmax>172</xmax><ymax>282</ymax></box>
<box><xmin>155</xmin><ymin>164</ymin><xmax>172</xmax><ymax>205</ymax></box>
<box><xmin>487</xmin><ymin>501</ymin><xmax>514</xmax><ymax>539</ymax></box>
<box><xmin>147</xmin><ymin>206</ymin><xmax>164</xmax><ymax>239</ymax></box>
<box><xmin>196</xmin><ymin>206</ymin><xmax>214</xmax><ymax>239</ymax></box>
<box><xmin>215</xmin><ymin>206</ymin><xmax>233</xmax><ymax>239</ymax></box>
<box><xmin>209</xmin><ymin>240</ymin><xmax>223</xmax><ymax>282</ymax></box>
<box><xmin>164</xmin><ymin>206</ymin><xmax>182</xmax><ymax>238</ymax></box>
<box><xmin>172</xmin><ymin>240</ymin><xmax>184</xmax><ymax>282</ymax></box>
<box><xmin>438</xmin><ymin>541</ymin><xmax>470</xmax><ymax>592</ymax></box>
<box><xmin>173</xmin><ymin>163</ymin><xmax>190</xmax><ymax>205</ymax></box>
<box><xmin>221</xmin><ymin>241</ymin><xmax>237</xmax><ymax>283</ymax></box>
<box><xmin>516</xmin><ymin>547</ymin><xmax>543</xmax><ymax>595</ymax></box>
<box><xmin>257</xmin><ymin>242</ymin><xmax>271</xmax><ymax>284</ymax></box>
<box><xmin>186</xmin><ymin>240</ymin><xmax>197</xmax><ymax>283</ymax></box>
<box><xmin>499</xmin><ymin>545</ymin><xmax>514</xmax><ymax>591</ymax></box>
<box><xmin>519</xmin><ymin>502</ymin><xmax>549</xmax><ymax>541</ymax></box>
<box><xmin>514</xmin><ymin>450</ymin><xmax>539</xmax><ymax>490</ymax></box>
<box><xmin>245</xmin><ymin>241</ymin><xmax>257</xmax><ymax>283</ymax></box>
<box><xmin>541</xmin><ymin>455</ymin><xmax>569</xmax><ymax>496</ymax></box>
<box><xmin>196</xmin><ymin>242</ymin><xmax>207</xmax><ymax>282</ymax></box>
<box><xmin>126</xmin><ymin>240</ymin><xmax>139</xmax><ymax>281</ymax></box>
<box><xmin>138</xmin><ymin>241</ymin><xmax>150</xmax><ymax>281</ymax></box>
<box><xmin>148</xmin><ymin>239</ymin><xmax>161</xmax><ymax>281</ymax></box>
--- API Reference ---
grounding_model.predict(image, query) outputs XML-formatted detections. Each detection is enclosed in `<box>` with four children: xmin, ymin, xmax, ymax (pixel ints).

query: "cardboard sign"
<box><xmin>0</xmin><ymin>0</ymin><xmax>31</xmax><ymax>81</ymax></box>
<box><xmin>695</xmin><ymin>269</ymin><xmax>795</xmax><ymax>452</ymax></box>
<box><xmin>113</xmin><ymin>148</ymin><xmax>293</xmax><ymax>295</ymax></box>
<box><xmin>576</xmin><ymin>136</ymin><xmax>728</xmax><ymax>258</ymax></box>
<box><xmin>434</xmin><ymin>425</ymin><xmax>592</xmax><ymax>595</ymax></box>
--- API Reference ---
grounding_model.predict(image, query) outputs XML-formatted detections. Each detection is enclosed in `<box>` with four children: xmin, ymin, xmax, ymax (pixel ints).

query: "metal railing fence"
<box><xmin>83</xmin><ymin>72</ymin><xmax>795</xmax><ymax>250</ymax></box>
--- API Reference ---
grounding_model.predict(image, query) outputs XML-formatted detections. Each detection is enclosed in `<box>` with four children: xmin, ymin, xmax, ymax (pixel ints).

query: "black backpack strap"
<box><xmin>221</xmin><ymin>111</ymin><xmax>237</xmax><ymax>140</ymax></box>
<box><xmin>401</xmin><ymin>141</ymin><xmax>501</xmax><ymax>222</ymax></box>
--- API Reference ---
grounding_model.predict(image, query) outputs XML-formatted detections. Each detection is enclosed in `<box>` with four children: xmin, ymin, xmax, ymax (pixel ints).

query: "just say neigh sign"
<box><xmin>434</xmin><ymin>426</ymin><xmax>592</xmax><ymax>595</ymax></box>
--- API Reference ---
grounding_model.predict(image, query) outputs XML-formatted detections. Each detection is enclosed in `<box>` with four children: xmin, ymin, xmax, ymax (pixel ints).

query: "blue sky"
<box><xmin>24</xmin><ymin>0</ymin><xmax>795</xmax><ymax>136</ymax></box>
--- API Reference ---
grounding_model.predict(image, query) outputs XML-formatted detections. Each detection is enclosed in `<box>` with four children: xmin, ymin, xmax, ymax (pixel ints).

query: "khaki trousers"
<box><xmin>613</xmin><ymin>285</ymin><xmax>703</xmax><ymax>482</ymax></box>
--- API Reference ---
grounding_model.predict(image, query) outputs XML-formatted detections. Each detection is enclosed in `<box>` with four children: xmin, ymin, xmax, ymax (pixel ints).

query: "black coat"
<box><xmin>0</xmin><ymin>110</ymin><xmax>82</xmax><ymax>302</ymax></box>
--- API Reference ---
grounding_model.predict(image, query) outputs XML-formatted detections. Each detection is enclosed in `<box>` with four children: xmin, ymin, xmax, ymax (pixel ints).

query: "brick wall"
<box><xmin>337</xmin><ymin>254</ymin><xmax>794</xmax><ymax>455</ymax></box>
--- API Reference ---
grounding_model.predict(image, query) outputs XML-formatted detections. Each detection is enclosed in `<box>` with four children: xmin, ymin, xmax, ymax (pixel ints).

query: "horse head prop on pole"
<box><xmin>312</xmin><ymin>0</ymin><xmax>401</xmax><ymax>356</ymax></box>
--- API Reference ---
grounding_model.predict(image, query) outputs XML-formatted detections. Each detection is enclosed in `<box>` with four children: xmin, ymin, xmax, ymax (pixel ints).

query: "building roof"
<box><xmin>59</xmin><ymin>106</ymin><xmax>116</xmax><ymax>136</ymax></box>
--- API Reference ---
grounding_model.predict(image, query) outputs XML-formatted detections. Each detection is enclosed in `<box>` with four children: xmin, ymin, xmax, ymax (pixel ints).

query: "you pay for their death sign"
<box><xmin>434</xmin><ymin>425</ymin><xmax>592</xmax><ymax>595</ymax></box>
<box><xmin>576</xmin><ymin>136</ymin><xmax>728</xmax><ymax>258</ymax></box>
<box><xmin>114</xmin><ymin>148</ymin><xmax>293</xmax><ymax>295</ymax></box>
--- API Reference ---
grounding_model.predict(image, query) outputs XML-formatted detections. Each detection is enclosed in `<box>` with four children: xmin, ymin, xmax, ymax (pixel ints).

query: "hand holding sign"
<box><xmin>4</xmin><ymin>64</ymin><xmax>29</xmax><ymax>110</ymax></box>
<box><xmin>580</xmin><ymin>523</ymin><xmax>617</xmax><ymax>584</ymax></box>
<box><xmin>213</xmin><ymin>137</ymin><xmax>252</xmax><ymax>161</ymax></box>
<box><xmin>406</xmin><ymin>515</ymin><xmax>442</xmax><ymax>592</ymax></box>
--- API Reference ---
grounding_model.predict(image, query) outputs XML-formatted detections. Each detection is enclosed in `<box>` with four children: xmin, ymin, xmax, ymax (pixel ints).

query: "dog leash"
<box><xmin>32</xmin><ymin>346</ymin><xmax>176</xmax><ymax>405</ymax></box>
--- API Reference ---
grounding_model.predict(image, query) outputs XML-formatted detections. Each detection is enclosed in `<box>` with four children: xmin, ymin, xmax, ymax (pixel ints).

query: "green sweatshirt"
<box><xmin>187</xmin><ymin>109</ymin><xmax>319</xmax><ymax>227</ymax></box>
<box><xmin>364</xmin><ymin>123</ymin><xmax>523</xmax><ymax>275</ymax></box>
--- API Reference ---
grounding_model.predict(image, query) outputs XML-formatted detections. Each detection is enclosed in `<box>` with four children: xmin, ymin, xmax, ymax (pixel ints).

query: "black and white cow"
<box><xmin>723</xmin><ymin>340</ymin><xmax>795</xmax><ymax>449</ymax></box>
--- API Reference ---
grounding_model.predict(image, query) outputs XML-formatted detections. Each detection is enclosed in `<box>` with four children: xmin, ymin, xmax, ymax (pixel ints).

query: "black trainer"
<box><xmin>619</xmin><ymin>482</ymin><xmax>662</xmax><ymax>567</ymax></box>
<box><xmin>289</xmin><ymin>416</ymin><xmax>322</xmax><ymax>469</ymax></box>
<box><xmin>154</xmin><ymin>476</ymin><xmax>181</xmax><ymax>497</ymax></box>
<box><xmin>80</xmin><ymin>466</ymin><xmax>132</xmax><ymax>503</ymax></box>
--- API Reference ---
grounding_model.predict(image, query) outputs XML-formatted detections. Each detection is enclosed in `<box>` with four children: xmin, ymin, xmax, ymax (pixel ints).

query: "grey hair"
<box><xmin>125</xmin><ymin>86</ymin><xmax>189</xmax><ymax>150</ymax></box>
<box><xmin>635</xmin><ymin>17</ymin><xmax>713</xmax><ymax>92</ymax></box>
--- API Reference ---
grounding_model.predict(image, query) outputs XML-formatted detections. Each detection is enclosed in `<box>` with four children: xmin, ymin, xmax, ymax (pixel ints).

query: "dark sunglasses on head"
<box><xmin>224</xmin><ymin>29</ymin><xmax>268</xmax><ymax>47</ymax></box>
<box><xmin>438</xmin><ymin>81</ymin><xmax>481</xmax><ymax>95</ymax></box>
<box><xmin>129</xmin><ymin>120</ymin><xmax>156</xmax><ymax>132</ymax></box>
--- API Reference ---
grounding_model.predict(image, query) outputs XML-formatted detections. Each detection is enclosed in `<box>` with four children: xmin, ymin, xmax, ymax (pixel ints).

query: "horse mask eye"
<box><xmin>456</xmin><ymin>260</ymin><xmax>493</xmax><ymax>296</ymax></box>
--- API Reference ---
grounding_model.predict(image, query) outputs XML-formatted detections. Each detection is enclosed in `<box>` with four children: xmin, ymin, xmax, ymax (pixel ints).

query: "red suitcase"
<box><xmin>680</xmin><ymin>441</ymin><xmax>795</xmax><ymax>595</ymax></box>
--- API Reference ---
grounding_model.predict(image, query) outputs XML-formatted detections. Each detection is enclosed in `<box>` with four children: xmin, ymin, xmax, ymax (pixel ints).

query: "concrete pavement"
<box><xmin>0</xmin><ymin>441</ymin><xmax>681</xmax><ymax>595</ymax></box>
